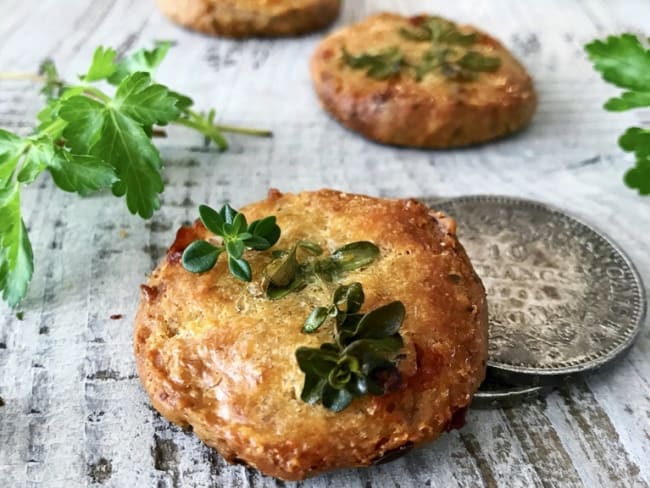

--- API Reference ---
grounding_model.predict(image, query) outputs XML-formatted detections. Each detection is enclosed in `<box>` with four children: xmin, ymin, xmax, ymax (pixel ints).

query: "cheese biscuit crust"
<box><xmin>311</xmin><ymin>13</ymin><xmax>537</xmax><ymax>148</ymax></box>
<box><xmin>157</xmin><ymin>0</ymin><xmax>341</xmax><ymax>38</ymax></box>
<box><xmin>134</xmin><ymin>189</ymin><xmax>488</xmax><ymax>480</ymax></box>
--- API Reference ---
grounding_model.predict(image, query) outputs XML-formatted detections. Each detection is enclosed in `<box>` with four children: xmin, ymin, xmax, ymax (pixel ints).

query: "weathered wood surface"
<box><xmin>0</xmin><ymin>0</ymin><xmax>649</xmax><ymax>487</ymax></box>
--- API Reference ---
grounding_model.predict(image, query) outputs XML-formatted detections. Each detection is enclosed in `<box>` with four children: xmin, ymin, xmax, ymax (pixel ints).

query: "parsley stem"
<box><xmin>214</xmin><ymin>125</ymin><xmax>273</xmax><ymax>137</ymax></box>
<box><xmin>83</xmin><ymin>86</ymin><xmax>111</xmax><ymax>103</ymax></box>
<box><xmin>0</xmin><ymin>72</ymin><xmax>47</xmax><ymax>82</ymax></box>
<box><xmin>39</xmin><ymin>117</ymin><xmax>67</xmax><ymax>138</ymax></box>
<box><xmin>172</xmin><ymin>116</ymin><xmax>229</xmax><ymax>150</ymax></box>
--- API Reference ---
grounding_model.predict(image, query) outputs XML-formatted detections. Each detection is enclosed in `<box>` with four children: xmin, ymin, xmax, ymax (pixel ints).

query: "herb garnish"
<box><xmin>400</xmin><ymin>16</ymin><xmax>477</xmax><ymax>45</ymax></box>
<box><xmin>342</xmin><ymin>16</ymin><xmax>500</xmax><ymax>82</ymax></box>
<box><xmin>182</xmin><ymin>204</ymin><xmax>281</xmax><ymax>282</ymax></box>
<box><xmin>342</xmin><ymin>47</ymin><xmax>404</xmax><ymax>80</ymax></box>
<box><xmin>586</xmin><ymin>34</ymin><xmax>650</xmax><ymax>194</ymax></box>
<box><xmin>0</xmin><ymin>42</ymin><xmax>271</xmax><ymax>307</ymax></box>
<box><xmin>264</xmin><ymin>241</ymin><xmax>379</xmax><ymax>299</ymax></box>
<box><xmin>296</xmin><ymin>283</ymin><xmax>405</xmax><ymax>412</ymax></box>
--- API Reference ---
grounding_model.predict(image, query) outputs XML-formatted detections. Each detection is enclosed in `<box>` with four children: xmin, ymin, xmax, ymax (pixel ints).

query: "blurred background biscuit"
<box><xmin>311</xmin><ymin>13</ymin><xmax>537</xmax><ymax>148</ymax></box>
<box><xmin>157</xmin><ymin>0</ymin><xmax>341</xmax><ymax>37</ymax></box>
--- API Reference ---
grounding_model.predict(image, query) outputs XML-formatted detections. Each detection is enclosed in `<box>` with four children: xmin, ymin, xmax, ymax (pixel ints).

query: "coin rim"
<box><xmin>425</xmin><ymin>194</ymin><xmax>647</xmax><ymax>379</ymax></box>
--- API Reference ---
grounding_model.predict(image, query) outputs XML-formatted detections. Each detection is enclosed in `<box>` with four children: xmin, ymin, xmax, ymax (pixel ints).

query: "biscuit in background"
<box><xmin>157</xmin><ymin>0</ymin><xmax>341</xmax><ymax>38</ymax></box>
<box><xmin>311</xmin><ymin>13</ymin><xmax>537</xmax><ymax>148</ymax></box>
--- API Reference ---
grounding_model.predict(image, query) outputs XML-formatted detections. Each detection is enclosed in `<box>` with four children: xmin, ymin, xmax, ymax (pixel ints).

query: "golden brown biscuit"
<box><xmin>134</xmin><ymin>189</ymin><xmax>488</xmax><ymax>480</ymax></box>
<box><xmin>156</xmin><ymin>0</ymin><xmax>341</xmax><ymax>38</ymax></box>
<box><xmin>311</xmin><ymin>13</ymin><xmax>537</xmax><ymax>148</ymax></box>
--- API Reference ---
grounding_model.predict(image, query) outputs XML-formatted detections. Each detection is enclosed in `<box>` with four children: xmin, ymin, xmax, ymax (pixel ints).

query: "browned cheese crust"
<box><xmin>134</xmin><ymin>189</ymin><xmax>488</xmax><ymax>480</ymax></box>
<box><xmin>311</xmin><ymin>13</ymin><xmax>537</xmax><ymax>148</ymax></box>
<box><xmin>156</xmin><ymin>0</ymin><xmax>341</xmax><ymax>38</ymax></box>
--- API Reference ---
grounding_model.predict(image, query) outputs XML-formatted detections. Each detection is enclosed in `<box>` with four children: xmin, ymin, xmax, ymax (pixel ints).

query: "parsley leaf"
<box><xmin>0</xmin><ymin>129</ymin><xmax>26</xmax><ymax>186</ymax></box>
<box><xmin>0</xmin><ymin>183</ymin><xmax>33</xmax><ymax>307</ymax></box>
<box><xmin>108</xmin><ymin>41</ymin><xmax>172</xmax><ymax>85</ymax></box>
<box><xmin>585</xmin><ymin>34</ymin><xmax>650</xmax><ymax>92</ymax></box>
<box><xmin>82</xmin><ymin>46</ymin><xmax>117</xmax><ymax>82</ymax></box>
<box><xmin>586</xmin><ymin>34</ymin><xmax>650</xmax><ymax>195</ymax></box>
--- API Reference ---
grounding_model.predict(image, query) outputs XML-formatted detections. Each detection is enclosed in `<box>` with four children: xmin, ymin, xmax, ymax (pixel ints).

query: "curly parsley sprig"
<box><xmin>586</xmin><ymin>34</ymin><xmax>650</xmax><ymax>195</ymax></box>
<box><xmin>0</xmin><ymin>42</ymin><xmax>271</xmax><ymax>307</ymax></box>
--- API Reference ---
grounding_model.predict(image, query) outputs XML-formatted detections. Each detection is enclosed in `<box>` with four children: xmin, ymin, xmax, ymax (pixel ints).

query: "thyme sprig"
<box><xmin>264</xmin><ymin>241</ymin><xmax>380</xmax><ymax>299</ymax></box>
<box><xmin>182</xmin><ymin>203</ymin><xmax>281</xmax><ymax>282</ymax></box>
<box><xmin>296</xmin><ymin>283</ymin><xmax>405</xmax><ymax>412</ymax></box>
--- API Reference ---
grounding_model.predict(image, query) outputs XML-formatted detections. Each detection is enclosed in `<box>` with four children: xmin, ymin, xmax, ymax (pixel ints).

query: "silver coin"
<box><xmin>423</xmin><ymin>195</ymin><xmax>647</xmax><ymax>385</ymax></box>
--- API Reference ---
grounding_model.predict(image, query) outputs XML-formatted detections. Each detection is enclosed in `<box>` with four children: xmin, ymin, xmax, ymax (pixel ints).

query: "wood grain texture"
<box><xmin>0</xmin><ymin>1</ymin><xmax>649</xmax><ymax>487</ymax></box>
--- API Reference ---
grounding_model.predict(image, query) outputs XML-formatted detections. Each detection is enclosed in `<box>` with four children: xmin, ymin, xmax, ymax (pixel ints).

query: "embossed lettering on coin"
<box><xmin>428</xmin><ymin>196</ymin><xmax>645</xmax><ymax>378</ymax></box>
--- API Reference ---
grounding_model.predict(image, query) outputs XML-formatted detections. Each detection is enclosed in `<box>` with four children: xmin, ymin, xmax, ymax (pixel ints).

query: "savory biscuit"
<box><xmin>311</xmin><ymin>13</ymin><xmax>537</xmax><ymax>148</ymax></box>
<box><xmin>156</xmin><ymin>0</ymin><xmax>341</xmax><ymax>38</ymax></box>
<box><xmin>134</xmin><ymin>189</ymin><xmax>488</xmax><ymax>480</ymax></box>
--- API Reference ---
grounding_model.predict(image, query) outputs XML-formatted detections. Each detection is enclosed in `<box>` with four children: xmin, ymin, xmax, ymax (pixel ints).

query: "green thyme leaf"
<box><xmin>182</xmin><ymin>240</ymin><xmax>222</xmax><ymax>273</ymax></box>
<box><xmin>0</xmin><ymin>42</ymin><xmax>272</xmax><ymax>306</ymax></box>
<box><xmin>246</xmin><ymin>216</ymin><xmax>281</xmax><ymax>250</ymax></box>
<box><xmin>266</xmin><ymin>276</ymin><xmax>306</xmax><ymax>300</ymax></box>
<box><xmin>331</xmin><ymin>241</ymin><xmax>380</xmax><ymax>272</ymax></box>
<box><xmin>295</xmin><ymin>346</ymin><xmax>338</xmax><ymax>377</ymax></box>
<box><xmin>354</xmin><ymin>301</ymin><xmax>405</xmax><ymax>340</ymax></box>
<box><xmin>225</xmin><ymin>239</ymin><xmax>245</xmax><ymax>259</ymax></box>
<box><xmin>264</xmin><ymin>241</ymin><xmax>379</xmax><ymax>299</ymax></box>
<box><xmin>302</xmin><ymin>306</ymin><xmax>331</xmax><ymax>333</ymax></box>
<box><xmin>342</xmin><ymin>47</ymin><xmax>404</xmax><ymax>80</ymax></box>
<box><xmin>585</xmin><ymin>34</ymin><xmax>650</xmax><ymax>92</ymax></box>
<box><xmin>0</xmin><ymin>183</ymin><xmax>33</xmax><ymax>307</ymax></box>
<box><xmin>266</xmin><ymin>245</ymin><xmax>298</xmax><ymax>287</ymax></box>
<box><xmin>457</xmin><ymin>51</ymin><xmax>501</xmax><ymax>72</ymax></box>
<box><xmin>321</xmin><ymin>384</ymin><xmax>353</xmax><ymax>412</ymax></box>
<box><xmin>300</xmin><ymin>375</ymin><xmax>327</xmax><ymax>404</ymax></box>
<box><xmin>297</xmin><ymin>240</ymin><xmax>323</xmax><ymax>255</ymax></box>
